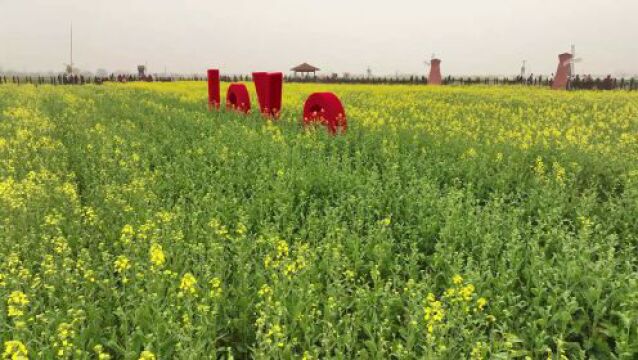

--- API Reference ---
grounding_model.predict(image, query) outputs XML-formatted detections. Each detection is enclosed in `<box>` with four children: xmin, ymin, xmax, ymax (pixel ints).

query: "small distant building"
<box><xmin>138</xmin><ymin>65</ymin><xmax>146</xmax><ymax>78</ymax></box>
<box><xmin>291</xmin><ymin>62</ymin><xmax>320</xmax><ymax>77</ymax></box>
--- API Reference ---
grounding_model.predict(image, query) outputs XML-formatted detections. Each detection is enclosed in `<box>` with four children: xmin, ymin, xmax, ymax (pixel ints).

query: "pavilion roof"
<box><xmin>291</xmin><ymin>62</ymin><xmax>320</xmax><ymax>72</ymax></box>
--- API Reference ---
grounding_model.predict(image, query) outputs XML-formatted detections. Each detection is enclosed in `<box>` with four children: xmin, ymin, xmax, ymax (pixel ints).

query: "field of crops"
<box><xmin>1</xmin><ymin>82</ymin><xmax>637</xmax><ymax>359</ymax></box>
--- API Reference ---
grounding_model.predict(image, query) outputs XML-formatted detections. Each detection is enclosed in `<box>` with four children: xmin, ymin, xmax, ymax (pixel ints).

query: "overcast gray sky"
<box><xmin>1</xmin><ymin>0</ymin><xmax>637</xmax><ymax>76</ymax></box>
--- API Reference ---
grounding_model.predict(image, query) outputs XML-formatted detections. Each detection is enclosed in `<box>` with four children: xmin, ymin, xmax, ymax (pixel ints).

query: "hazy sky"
<box><xmin>1</xmin><ymin>0</ymin><xmax>637</xmax><ymax>76</ymax></box>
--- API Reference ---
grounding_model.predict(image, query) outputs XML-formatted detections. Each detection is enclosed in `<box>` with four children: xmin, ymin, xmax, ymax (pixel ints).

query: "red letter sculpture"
<box><xmin>226</xmin><ymin>84</ymin><xmax>251</xmax><ymax>113</ymax></box>
<box><xmin>252</xmin><ymin>72</ymin><xmax>283</xmax><ymax>118</ymax></box>
<box><xmin>303</xmin><ymin>92</ymin><xmax>347</xmax><ymax>134</ymax></box>
<box><xmin>552</xmin><ymin>53</ymin><xmax>572</xmax><ymax>90</ymax></box>
<box><xmin>252</xmin><ymin>72</ymin><xmax>268</xmax><ymax>113</ymax></box>
<box><xmin>207</xmin><ymin>69</ymin><xmax>220</xmax><ymax>110</ymax></box>
<box><xmin>428</xmin><ymin>59</ymin><xmax>442</xmax><ymax>85</ymax></box>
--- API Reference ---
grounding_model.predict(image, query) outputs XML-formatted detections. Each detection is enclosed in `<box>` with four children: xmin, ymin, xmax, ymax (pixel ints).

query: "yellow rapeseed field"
<box><xmin>1</xmin><ymin>82</ymin><xmax>637</xmax><ymax>359</ymax></box>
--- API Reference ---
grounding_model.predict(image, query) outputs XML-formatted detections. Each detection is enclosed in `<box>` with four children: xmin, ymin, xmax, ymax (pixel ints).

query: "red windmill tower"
<box><xmin>552</xmin><ymin>46</ymin><xmax>582</xmax><ymax>90</ymax></box>
<box><xmin>552</xmin><ymin>53</ymin><xmax>573</xmax><ymax>90</ymax></box>
<box><xmin>425</xmin><ymin>54</ymin><xmax>442</xmax><ymax>85</ymax></box>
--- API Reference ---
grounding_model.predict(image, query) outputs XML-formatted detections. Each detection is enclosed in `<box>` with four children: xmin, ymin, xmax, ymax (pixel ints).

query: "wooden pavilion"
<box><xmin>291</xmin><ymin>62</ymin><xmax>320</xmax><ymax>77</ymax></box>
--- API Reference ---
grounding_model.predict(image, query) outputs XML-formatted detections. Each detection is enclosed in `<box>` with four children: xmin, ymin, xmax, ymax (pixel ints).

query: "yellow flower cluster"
<box><xmin>179</xmin><ymin>273</ymin><xmax>198</xmax><ymax>297</ymax></box>
<box><xmin>423</xmin><ymin>274</ymin><xmax>491</xmax><ymax>342</ymax></box>
<box><xmin>2</xmin><ymin>340</ymin><xmax>28</xmax><ymax>360</ymax></box>
<box><xmin>258</xmin><ymin>284</ymin><xmax>272</xmax><ymax>299</ymax></box>
<box><xmin>138</xmin><ymin>350</ymin><xmax>156</xmax><ymax>360</ymax></box>
<box><xmin>54</xmin><ymin>322</ymin><xmax>74</xmax><ymax>357</ymax></box>
<box><xmin>264</xmin><ymin>323</ymin><xmax>286</xmax><ymax>348</ymax></box>
<box><xmin>444</xmin><ymin>275</ymin><xmax>487</xmax><ymax>312</ymax></box>
<box><xmin>208</xmin><ymin>218</ymin><xmax>229</xmax><ymax>238</ymax></box>
<box><xmin>120</xmin><ymin>224</ymin><xmax>135</xmax><ymax>244</ymax></box>
<box><xmin>93</xmin><ymin>345</ymin><xmax>111</xmax><ymax>360</ymax></box>
<box><xmin>6</xmin><ymin>291</ymin><xmax>29</xmax><ymax>318</ymax></box>
<box><xmin>424</xmin><ymin>293</ymin><xmax>445</xmax><ymax>335</ymax></box>
<box><xmin>149</xmin><ymin>243</ymin><xmax>166</xmax><ymax>268</ymax></box>
<box><xmin>209</xmin><ymin>277</ymin><xmax>223</xmax><ymax>299</ymax></box>
<box><xmin>477</xmin><ymin>297</ymin><xmax>488</xmax><ymax>311</ymax></box>
<box><xmin>552</xmin><ymin>162</ymin><xmax>566</xmax><ymax>185</ymax></box>
<box><xmin>470</xmin><ymin>341</ymin><xmax>488</xmax><ymax>360</ymax></box>
<box><xmin>263</xmin><ymin>239</ymin><xmax>308</xmax><ymax>279</ymax></box>
<box><xmin>114</xmin><ymin>255</ymin><xmax>131</xmax><ymax>274</ymax></box>
<box><xmin>533</xmin><ymin>157</ymin><xmax>546</xmax><ymax>178</ymax></box>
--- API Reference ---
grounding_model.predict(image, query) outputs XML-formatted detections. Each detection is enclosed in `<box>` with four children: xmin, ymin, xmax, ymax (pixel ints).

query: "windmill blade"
<box><xmin>573</xmin><ymin>58</ymin><xmax>583</xmax><ymax>63</ymax></box>
<box><xmin>424</xmin><ymin>52</ymin><xmax>436</xmax><ymax>66</ymax></box>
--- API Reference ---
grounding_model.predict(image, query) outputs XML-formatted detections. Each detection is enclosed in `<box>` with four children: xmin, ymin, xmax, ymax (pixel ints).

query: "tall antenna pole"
<box><xmin>570</xmin><ymin>44</ymin><xmax>575</xmax><ymax>78</ymax></box>
<box><xmin>70</xmin><ymin>22</ymin><xmax>74</xmax><ymax>75</ymax></box>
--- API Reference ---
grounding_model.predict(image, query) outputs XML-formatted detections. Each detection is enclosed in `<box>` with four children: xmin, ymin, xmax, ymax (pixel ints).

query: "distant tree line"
<box><xmin>285</xmin><ymin>74</ymin><xmax>637</xmax><ymax>90</ymax></box>
<box><xmin>1</xmin><ymin>73</ymin><xmax>636</xmax><ymax>90</ymax></box>
<box><xmin>0</xmin><ymin>73</ymin><xmax>179</xmax><ymax>85</ymax></box>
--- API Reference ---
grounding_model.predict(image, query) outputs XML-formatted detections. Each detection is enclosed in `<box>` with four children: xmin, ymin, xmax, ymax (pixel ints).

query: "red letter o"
<box><xmin>226</xmin><ymin>84</ymin><xmax>251</xmax><ymax>113</ymax></box>
<box><xmin>303</xmin><ymin>92</ymin><xmax>347</xmax><ymax>134</ymax></box>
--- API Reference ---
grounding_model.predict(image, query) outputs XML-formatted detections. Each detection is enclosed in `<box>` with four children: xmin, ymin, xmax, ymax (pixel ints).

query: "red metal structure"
<box><xmin>552</xmin><ymin>53</ymin><xmax>573</xmax><ymax>90</ymax></box>
<box><xmin>207</xmin><ymin>69</ymin><xmax>220</xmax><ymax>109</ymax></box>
<box><xmin>303</xmin><ymin>92</ymin><xmax>347</xmax><ymax>134</ymax></box>
<box><xmin>226</xmin><ymin>84</ymin><xmax>251</xmax><ymax>113</ymax></box>
<box><xmin>252</xmin><ymin>72</ymin><xmax>283</xmax><ymax>118</ymax></box>
<box><xmin>428</xmin><ymin>59</ymin><xmax>442</xmax><ymax>85</ymax></box>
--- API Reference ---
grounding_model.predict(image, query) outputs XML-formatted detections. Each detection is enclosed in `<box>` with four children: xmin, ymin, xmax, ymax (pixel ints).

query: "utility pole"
<box><xmin>570</xmin><ymin>44</ymin><xmax>575</xmax><ymax>77</ymax></box>
<box><xmin>70</xmin><ymin>22</ymin><xmax>74</xmax><ymax>75</ymax></box>
<box><xmin>569</xmin><ymin>44</ymin><xmax>583</xmax><ymax>82</ymax></box>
